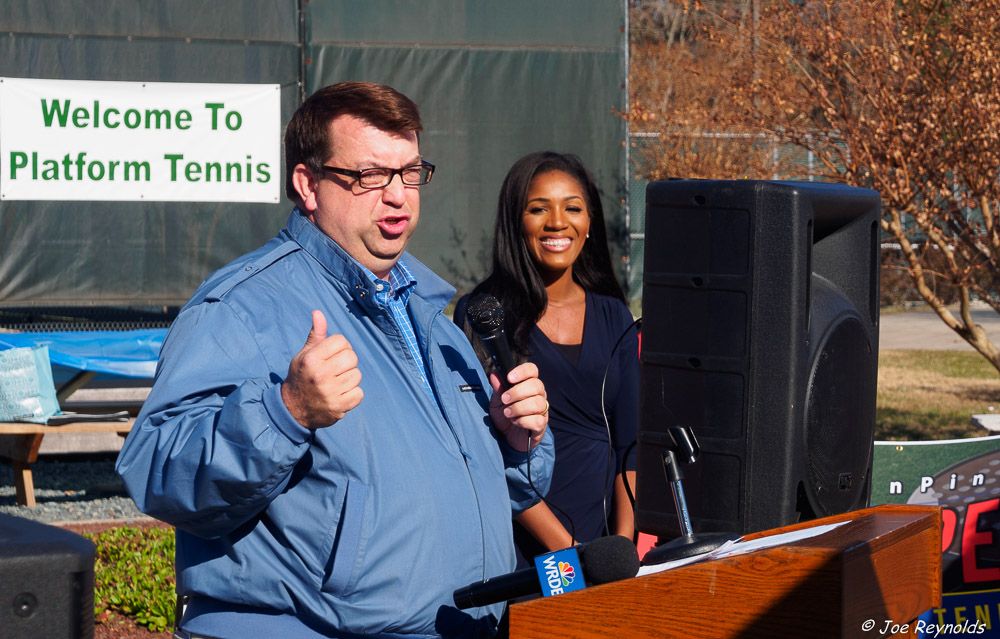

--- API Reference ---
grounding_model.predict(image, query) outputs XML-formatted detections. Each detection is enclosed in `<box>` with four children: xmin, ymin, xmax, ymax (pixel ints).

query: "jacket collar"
<box><xmin>285</xmin><ymin>209</ymin><xmax>456</xmax><ymax>314</ymax></box>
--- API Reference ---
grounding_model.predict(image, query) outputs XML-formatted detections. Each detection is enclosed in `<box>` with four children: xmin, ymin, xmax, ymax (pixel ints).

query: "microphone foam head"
<box><xmin>580</xmin><ymin>535</ymin><xmax>641</xmax><ymax>585</ymax></box>
<box><xmin>466</xmin><ymin>294</ymin><xmax>505</xmax><ymax>334</ymax></box>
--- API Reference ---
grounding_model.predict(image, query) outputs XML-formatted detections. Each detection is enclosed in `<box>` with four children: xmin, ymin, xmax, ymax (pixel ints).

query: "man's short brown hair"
<box><xmin>283</xmin><ymin>82</ymin><xmax>423</xmax><ymax>200</ymax></box>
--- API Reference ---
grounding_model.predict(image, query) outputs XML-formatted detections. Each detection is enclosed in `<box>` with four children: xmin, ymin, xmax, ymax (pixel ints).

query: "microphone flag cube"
<box><xmin>533</xmin><ymin>546</ymin><xmax>586</xmax><ymax>597</ymax></box>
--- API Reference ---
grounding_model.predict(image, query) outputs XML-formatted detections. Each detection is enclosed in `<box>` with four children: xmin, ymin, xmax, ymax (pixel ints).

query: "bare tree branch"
<box><xmin>629</xmin><ymin>0</ymin><xmax>1000</xmax><ymax>372</ymax></box>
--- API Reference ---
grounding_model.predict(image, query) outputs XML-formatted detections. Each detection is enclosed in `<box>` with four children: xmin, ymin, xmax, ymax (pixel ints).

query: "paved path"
<box><xmin>879</xmin><ymin>307</ymin><xmax>1000</xmax><ymax>351</ymax></box>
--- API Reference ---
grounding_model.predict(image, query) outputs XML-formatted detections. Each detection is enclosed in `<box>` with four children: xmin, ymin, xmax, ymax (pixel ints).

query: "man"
<box><xmin>116</xmin><ymin>81</ymin><xmax>554</xmax><ymax>639</ymax></box>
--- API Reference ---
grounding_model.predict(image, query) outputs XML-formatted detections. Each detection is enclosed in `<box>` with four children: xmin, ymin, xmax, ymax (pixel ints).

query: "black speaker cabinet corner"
<box><xmin>0</xmin><ymin>513</ymin><xmax>96</xmax><ymax>639</ymax></box>
<box><xmin>636</xmin><ymin>179</ymin><xmax>881</xmax><ymax>540</ymax></box>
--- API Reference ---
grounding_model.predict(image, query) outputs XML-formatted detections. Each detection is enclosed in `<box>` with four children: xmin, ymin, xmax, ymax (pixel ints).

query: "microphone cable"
<box><xmin>598</xmin><ymin>316</ymin><xmax>642</xmax><ymax>537</ymax></box>
<box><xmin>524</xmin><ymin>406</ymin><xmax>577</xmax><ymax>546</ymax></box>
<box><xmin>621</xmin><ymin>440</ymin><xmax>637</xmax><ymax>509</ymax></box>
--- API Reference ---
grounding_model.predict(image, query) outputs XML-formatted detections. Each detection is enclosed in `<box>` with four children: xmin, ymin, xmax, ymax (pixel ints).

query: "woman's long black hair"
<box><xmin>467</xmin><ymin>151</ymin><xmax>625</xmax><ymax>364</ymax></box>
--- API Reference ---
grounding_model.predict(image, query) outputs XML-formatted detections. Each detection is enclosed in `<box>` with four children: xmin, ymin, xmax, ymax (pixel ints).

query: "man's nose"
<box><xmin>381</xmin><ymin>173</ymin><xmax>407</xmax><ymax>205</ymax></box>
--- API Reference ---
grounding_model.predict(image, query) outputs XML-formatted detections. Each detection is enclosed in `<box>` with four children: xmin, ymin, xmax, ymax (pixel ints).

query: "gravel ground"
<box><xmin>0</xmin><ymin>453</ymin><xmax>153</xmax><ymax>525</ymax></box>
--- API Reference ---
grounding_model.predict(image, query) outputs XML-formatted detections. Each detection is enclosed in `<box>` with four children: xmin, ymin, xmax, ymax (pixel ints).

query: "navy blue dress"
<box><xmin>511</xmin><ymin>291</ymin><xmax>639</xmax><ymax>569</ymax></box>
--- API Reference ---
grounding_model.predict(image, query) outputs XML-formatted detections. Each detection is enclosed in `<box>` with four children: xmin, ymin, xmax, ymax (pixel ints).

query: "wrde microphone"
<box><xmin>465</xmin><ymin>293</ymin><xmax>516</xmax><ymax>384</ymax></box>
<box><xmin>453</xmin><ymin>535</ymin><xmax>640</xmax><ymax>609</ymax></box>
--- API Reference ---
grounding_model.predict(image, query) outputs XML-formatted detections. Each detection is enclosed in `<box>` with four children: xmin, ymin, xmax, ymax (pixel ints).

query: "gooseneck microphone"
<box><xmin>465</xmin><ymin>293</ymin><xmax>517</xmax><ymax>384</ymax></box>
<box><xmin>452</xmin><ymin>535</ymin><xmax>641</xmax><ymax>609</ymax></box>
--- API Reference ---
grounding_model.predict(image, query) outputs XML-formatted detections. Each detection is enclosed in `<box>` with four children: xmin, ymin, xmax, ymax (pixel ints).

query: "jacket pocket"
<box><xmin>321</xmin><ymin>478</ymin><xmax>368</xmax><ymax>596</ymax></box>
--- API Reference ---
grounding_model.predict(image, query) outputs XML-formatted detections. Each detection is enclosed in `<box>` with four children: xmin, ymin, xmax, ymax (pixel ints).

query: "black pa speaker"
<box><xmin>635</xmin><ymin>180</ymin><xmax>880</xmax><ymax>539</ymax></box>
<box><xmin>0</xmin><ymin>513</ymin><xmax>95</xmax><ymax>639</ymax></box>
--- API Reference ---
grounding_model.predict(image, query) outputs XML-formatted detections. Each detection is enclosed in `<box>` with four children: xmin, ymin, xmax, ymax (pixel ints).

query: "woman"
<box><xmin>456</xmin><ymin>151</ymin><xmax>639</xmax><ymax>567</ymax></box>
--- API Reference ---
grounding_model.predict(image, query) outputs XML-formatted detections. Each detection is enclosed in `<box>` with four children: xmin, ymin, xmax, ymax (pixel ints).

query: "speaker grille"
<box><xmin>805</xmin><ymin>314</ymin><xmax>876</xmax><ymax>516</ymax></box>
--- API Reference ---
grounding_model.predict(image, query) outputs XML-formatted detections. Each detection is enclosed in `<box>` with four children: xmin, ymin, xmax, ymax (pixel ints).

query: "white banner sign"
<box><xmin>0</xmin><ymin>78</ymin><xmax>280</xmax><ymax>203</ymax></box>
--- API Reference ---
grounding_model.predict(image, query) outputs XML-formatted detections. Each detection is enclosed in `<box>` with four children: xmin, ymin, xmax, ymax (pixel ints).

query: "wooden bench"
<box><xmin>0</xmin><ymin>420</ymin><xmax>134</xmax><ymax>507</ymax></box>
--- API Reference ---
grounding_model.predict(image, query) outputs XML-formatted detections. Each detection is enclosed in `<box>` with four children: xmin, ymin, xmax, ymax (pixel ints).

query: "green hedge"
<box><xmin>83</xmin><ymin>526</ymin><xmax>176</xmax><ymax>633</ymax></box>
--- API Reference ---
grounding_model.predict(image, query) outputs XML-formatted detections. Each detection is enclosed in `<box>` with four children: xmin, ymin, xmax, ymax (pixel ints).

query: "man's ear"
<box><xmin>291</xmin><ymin>164</ymin><xmax>319</xmax><ymax>211</ymax></box>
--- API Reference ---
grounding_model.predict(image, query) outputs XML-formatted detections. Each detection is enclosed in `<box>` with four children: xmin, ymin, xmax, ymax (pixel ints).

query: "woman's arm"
<box><xmin>613</xmin><ymin>470</ymin><xmax>637</xmax><ymax>540</ymax></box>
<box><xmin>515</xmin><ymin>500</ymin><xmax>575</xmax><ymax>550</ymax></box>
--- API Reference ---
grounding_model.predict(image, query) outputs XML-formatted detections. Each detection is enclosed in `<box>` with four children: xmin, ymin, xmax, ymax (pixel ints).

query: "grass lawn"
<box><xmin>876</xmin><ymin>349</ymin><xmax>1000</xmax><ymax>441</ymax></box>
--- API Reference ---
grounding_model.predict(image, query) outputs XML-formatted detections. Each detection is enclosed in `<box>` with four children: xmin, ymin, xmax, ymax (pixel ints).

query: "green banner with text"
<box><xmin>873</xmin><ymin>436</ymin><xmax>1000</xmax><ymax>636</ymax></box>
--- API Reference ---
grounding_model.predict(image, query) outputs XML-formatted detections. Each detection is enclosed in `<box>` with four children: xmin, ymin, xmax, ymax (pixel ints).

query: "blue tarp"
<box><xmin>0</xmin><ymin>330</ymin><xmax>165</xmax><ymax>378</ymax></box>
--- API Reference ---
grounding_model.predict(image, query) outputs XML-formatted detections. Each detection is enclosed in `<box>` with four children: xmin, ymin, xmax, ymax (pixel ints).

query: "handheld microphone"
<box><xmin>465</xmin><ymin>293</ymin><xmax>517</xmax><ymax>385</ymax></box>
<box><xmin>452</xmin><ymin>535</ymin><xmax>640</xmax><ymax>609</ymax></box>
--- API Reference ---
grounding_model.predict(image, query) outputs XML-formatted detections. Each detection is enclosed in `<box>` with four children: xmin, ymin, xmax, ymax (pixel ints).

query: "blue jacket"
<box><xmin>116</xmin><ymin>210</ymin><xmax>554</xmax><ymax>639</ymax></box>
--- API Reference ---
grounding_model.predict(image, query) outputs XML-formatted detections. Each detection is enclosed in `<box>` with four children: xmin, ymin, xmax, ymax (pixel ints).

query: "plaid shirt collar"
<box><xmin>371</xmin><ymin>259</ymin><xmax>417</xmax><ymax>305</ymax></box>
<box><xmin>362</xmin><ymin>258</ymin><xmax>433</xmax><ymax>396</ymax></box>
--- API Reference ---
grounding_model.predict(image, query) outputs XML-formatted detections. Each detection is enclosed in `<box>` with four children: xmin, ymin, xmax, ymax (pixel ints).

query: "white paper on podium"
<box><xmin>637</xmin><ymin>521</ymin><xmax>849</xmax><ymax>577</ymax></box>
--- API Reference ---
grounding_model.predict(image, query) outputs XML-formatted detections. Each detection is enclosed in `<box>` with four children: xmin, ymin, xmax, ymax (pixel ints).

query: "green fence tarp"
<box><xmin>0</xmin><ymin>0</ymin><xmax>626</xmax><ymax>308</ymax></box>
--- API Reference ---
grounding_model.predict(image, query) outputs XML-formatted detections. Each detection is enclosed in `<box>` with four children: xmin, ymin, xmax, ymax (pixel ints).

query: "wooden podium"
<box><xmin>509</xmin><ymin>505</ymin><xmax>941</xmax><ymax>638</ymax></box>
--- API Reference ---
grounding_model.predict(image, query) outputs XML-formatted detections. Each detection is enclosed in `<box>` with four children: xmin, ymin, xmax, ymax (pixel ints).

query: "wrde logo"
<box><xmin>558</xmin><ymin>561</ymin><xmax>576</xmax><ymax>587</ymax></box>
<box><xmin>534</xmin><ymin>547</ymin><xmax>586</xmax><ymax>597</ymax></box>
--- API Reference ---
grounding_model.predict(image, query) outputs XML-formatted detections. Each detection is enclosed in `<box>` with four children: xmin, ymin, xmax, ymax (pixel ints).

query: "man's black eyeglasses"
<box><xmin>322</xmin><ymin>162</ymin><xmax>435</xmax><ymax>190</ymax></box>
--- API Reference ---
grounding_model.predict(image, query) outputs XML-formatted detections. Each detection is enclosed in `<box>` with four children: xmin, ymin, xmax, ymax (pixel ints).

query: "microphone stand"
<box><xmin>641</xmin><ymin>426</ymin><xmax>739</xmax><ymax>566</ymax></box>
